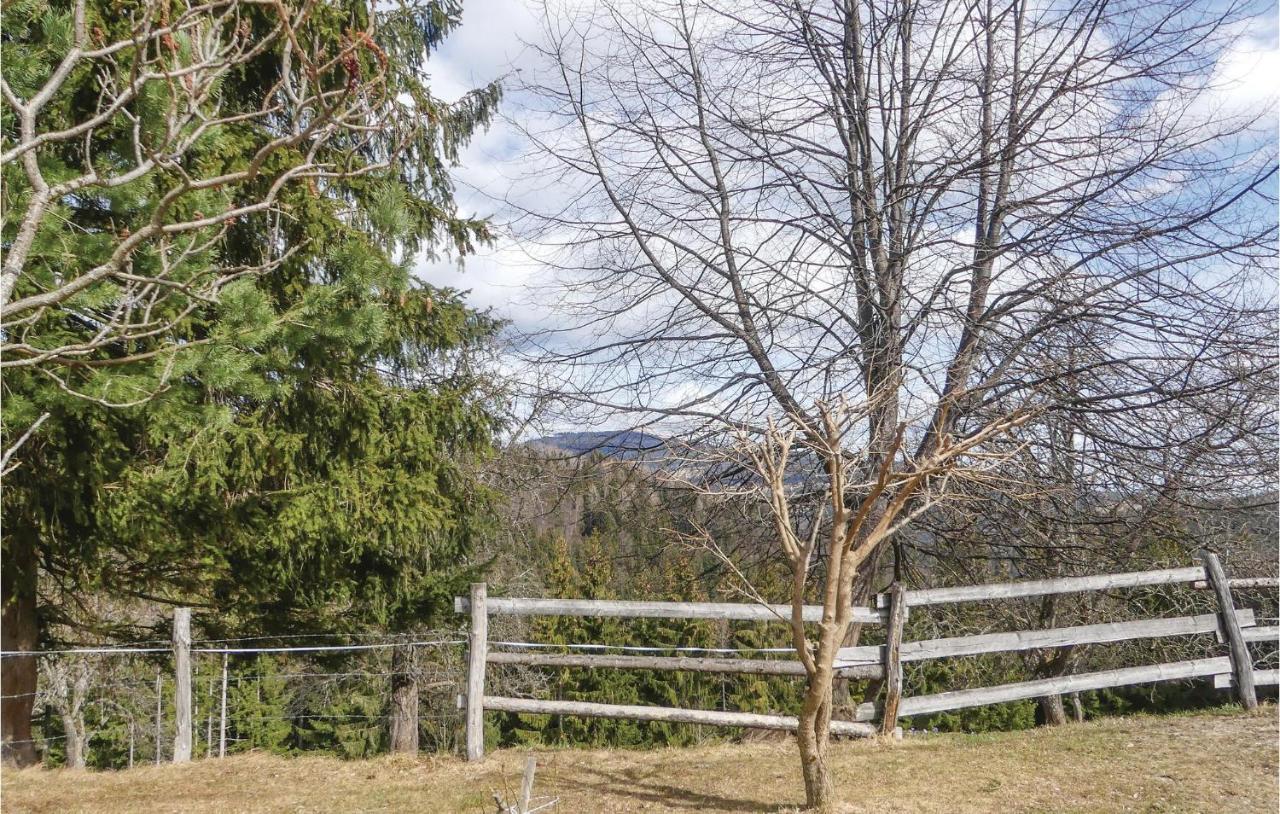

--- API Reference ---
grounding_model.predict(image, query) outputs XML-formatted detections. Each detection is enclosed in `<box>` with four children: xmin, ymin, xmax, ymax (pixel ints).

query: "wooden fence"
<box><xmin>455</xmin><ymin>552</ymin><xmax>1278</xmax><ymax>760</ymax></box>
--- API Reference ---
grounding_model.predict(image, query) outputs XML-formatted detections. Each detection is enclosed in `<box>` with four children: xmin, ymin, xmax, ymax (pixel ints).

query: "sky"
<box><xmin>414</xmin><ymin>0</ymin><xmax>545</xmax><ymax>330</ymax></box>
<box><xmin>415</xmin><ymin>0</ymin><xmax>1280</xmax><ymax>342</ymax></box>
<box><xmin>411</xmin><ymin>0</ymin><xmax>1279</xmax><ymax>447</ymax></box>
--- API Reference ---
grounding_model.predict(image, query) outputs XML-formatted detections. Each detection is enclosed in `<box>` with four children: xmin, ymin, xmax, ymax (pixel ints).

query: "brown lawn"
<box><xmin>2</xmin><ymin>707</ymin><xmax>1276</xmax><ymax>813</ymax></box>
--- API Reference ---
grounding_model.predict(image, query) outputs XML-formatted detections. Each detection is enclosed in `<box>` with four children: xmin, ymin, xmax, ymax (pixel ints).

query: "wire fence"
<box><xmin>2</xmin><ymin>634</ymin><xmax>474</xmax><ymax>768</ymax></box>
<box><xmin>1</xmin><ymin>626</ymin><xmax>815</xmax><ymax>769</ymax></box>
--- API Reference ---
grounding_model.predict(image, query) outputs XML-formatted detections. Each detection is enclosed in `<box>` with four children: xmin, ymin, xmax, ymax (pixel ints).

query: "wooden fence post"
<box><xmin>172</xmin><ymin>607</ymin><xmax>192</xmax><ymax>763</ymax></box>
<box><xmin>519</xmin><ymin>756</ymin><xmax>537</xmax><ymax>812</ymax></box>
<box><xmin>465</xmin><ymin>582</ymin><xmax>488</xmax><ymax>761</ymax></box>
<box><xmin>1199</xmin><ymin>551</ymin><xmax>1257</xmax><ymax>710</ymax></box>
<box><xmin>880</xmin><ymin>584</ymin><xmax>906</xmax><ymax>736</ymax></box>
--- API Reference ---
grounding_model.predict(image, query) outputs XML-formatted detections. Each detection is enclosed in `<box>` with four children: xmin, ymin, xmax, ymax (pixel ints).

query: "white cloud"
<box><xmin>414</xmin><ymin>0</ymin><xmax>1278</xmax><ymax>438</ymax></box>
<box><xmin>427</xmin><ymin>0</ymin><xmax>541</xmax><ymax>103</ymax></box>
<box><xmin>1206</xmin><ymin>32</ymin><xmax>1280</xmax><ymax>114</ymax></box>
<box><xmin>414</xmin><ymin>0</ymin><xmax>560</xmax><ymax>333</ymax></box>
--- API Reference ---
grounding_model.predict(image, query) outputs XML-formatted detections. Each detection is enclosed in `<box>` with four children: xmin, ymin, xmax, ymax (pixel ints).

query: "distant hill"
<box><xmin>529</xmin><ymin>430</ymin><xmax>668</xmax><ymax>461</ymax></box>
<box><xmin>526</xmin><ymin>429</ymin><xmax>796</xmax><ymax>486</ymax></box>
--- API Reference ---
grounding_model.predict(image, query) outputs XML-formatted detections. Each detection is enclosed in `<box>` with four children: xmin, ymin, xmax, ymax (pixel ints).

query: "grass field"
<box><xmin>3</xmin><ymin>707</ymin><xmax>1276</xmax><ymax>813</ymax></box>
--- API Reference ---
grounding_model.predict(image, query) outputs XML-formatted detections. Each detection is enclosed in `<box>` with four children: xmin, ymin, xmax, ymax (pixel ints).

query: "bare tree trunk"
<box><xmin>1031</xmin><ymin>579</ymin><xmax>1078</xmax><ymax>726</ymax></box>
<box><xmin>60</xmin><ymin>710</ymin><xmax>86</xmax><ymax>769</ymax></box>
<box><xmin>388</xmin><ymin>646</ymin><xmax>419</xmax><ymax>754</ymax></box>
<box><xmin>1</xmin><ymin>533</ymin><xmax>39</xmax><ymax>767</ymax></box>
<box><xmin>153</xmin><ymin>671</ymin><xmax>162</xmax><ymax>764</ymax></box>
<box><xmin>1070</xmin><ymin>693</ymin><xmax>1085</xmax><ymax>723</ymax></box>
<box><xmin>831</xmin><ymin>553</ymin><xmax>886</xmax><ymax>716</ymax></box>
<box><xmin>797</xmin><ymin>663</ymin><xmax>835</xmax><ymax>812</ymax></box>
<box><xmin>58</xmin><ymin>664</ymin><xmax>91</xmax><ymax>769</ymax></box>
<box><xmin>1038</xmin><ymin>694</ymin><xmax>1068</xmax><ymax>727</ymax></box>
<box><xmin>206</xmin><ymin>676</ymin><xmax>215</xmax><ymax>758</ymax></box>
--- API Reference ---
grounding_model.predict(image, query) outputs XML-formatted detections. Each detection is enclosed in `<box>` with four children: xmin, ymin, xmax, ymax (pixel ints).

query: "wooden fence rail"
<box><xmin>1193</xmin><ymin>577</ymin><xmax>1280</xmax><ymax>591</ymax></box>
<box><xmin>456</xmin><ymin>553</ymin><xmax>1276</xmax><ymax>760</ymax></box>
<box><xmin>1214</xmin><ymin>670</ymin><xmax>1280</xmax><ymax>689</ymax></box>
<box><xmin>1242</xmin><ymin>626</ymin><xmax>1280</xmax><ymax>644</ymax></box>
<box><xmin>835</xmin><ymin>610</ymin><xmax>1257</xmax><ymax>665</ymax></box>
<box><xmin>874</xmin><ymin>567</ymin><xmax>1206</xmax><ymax>608</ymax></box>
<box><xmin>454</xmin><ymin>596</ymin><xmax>888</xmax><ymax>625</ymax></box>
<box><xmin>487</xmin><ymin>650</ymin><xmax>882</xmax><ymax>678</ymax></box>
<box><xmin>856</xmin><ymin>657</ymin><xmax>1233</xmax><ymax>721</ymax></box>
<box><xmin>483</xmin><ymin>696</ymin><xmax>877</xmax><ymax>737</ymax></box>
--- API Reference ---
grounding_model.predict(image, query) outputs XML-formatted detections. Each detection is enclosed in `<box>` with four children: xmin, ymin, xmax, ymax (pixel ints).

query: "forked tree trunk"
<box><xmin>388</xmin><ymin>647</ymin><xmax>419</xmax><ymax>754</ymax></box>
<box><xmin>60</xmin><ymin>709</ymin><xmax>87</xmax><ymax>769</ymax></box>
<box><xmin>1</xmin><ymin>533</ymin><xmax>39</xmax><ymax>767</ymax></box>
<box><xmin>831</xmin><ymin>556</ymin><xmax>886</xmax><ymax>713</ymax></box>
<box><xmin>56</xmin><ymin>662</ymin><xmax>91</xmax><ymax>768</ymax></box>
<box><xmin>798</xmin><ymin>461</ymin><xmax>893</xmax><ymax>811</ymax></box>
<box><xmin>797</xmin><ymin>661</ymin><xmax>836</xmax><ymax>811</ymax></box>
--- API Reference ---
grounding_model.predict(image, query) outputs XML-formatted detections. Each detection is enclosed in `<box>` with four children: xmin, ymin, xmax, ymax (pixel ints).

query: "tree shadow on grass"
<box><xmin>562</xmin><ymin>763</ymin><xmax>787</xmax><ymax>812</ymax></box>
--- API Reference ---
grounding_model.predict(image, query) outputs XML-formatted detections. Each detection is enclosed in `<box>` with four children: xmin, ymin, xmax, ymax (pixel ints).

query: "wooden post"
<box><xmin>172</xmin><ymin>607</ymin><xmax>193</xmax><ymax>763</ymax></box>
<box><xmin>218</xmin><ymin>654</ymin><xmax>228</xmax><ymax>758</ymax></box>
<box><xmin>465</xmin><ymin>582</ymin><xmax>488</xmax><ymax>761</ymax></box>
<box><xmin>879</xmin><ymin>584</ymin><xmax>907</xmax><ymax>735</ymax></box>
<box><xmin>1200</xmin><ymin>551</ymin><xmax>1257</xmax><ymax>710</ymax></box>
<box><xmin>518</xmin><ymin>757</ymin><xmax>536</xmax><ymax>812</ymax></box>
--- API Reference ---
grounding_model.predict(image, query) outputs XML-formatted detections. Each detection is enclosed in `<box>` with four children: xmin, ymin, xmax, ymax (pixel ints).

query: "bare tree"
<box><xmin>723</xmin><ymin>401</ymin><xmax>1030</xmax><ymax>803</ymax></box>
<box><xmin>511</xmin><ymin>0</ymin><xmax>1275</xmax><ymax>807</ymax></box>
<box><xmin>1</xmin><ymin>0</ymin><xmax>407</xmax><ymax>423</ymax></box>
<box><xmin>42</xmin><ymin>657</ymin><xmax>95</xmax><ymax>769</ymax></box>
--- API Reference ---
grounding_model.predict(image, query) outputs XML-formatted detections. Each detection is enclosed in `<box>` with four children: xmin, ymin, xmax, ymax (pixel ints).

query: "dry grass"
<box><xmin>3</xmin><ymin>707</ymin><xmax>1276</xmax><ymax>813</ymax></box>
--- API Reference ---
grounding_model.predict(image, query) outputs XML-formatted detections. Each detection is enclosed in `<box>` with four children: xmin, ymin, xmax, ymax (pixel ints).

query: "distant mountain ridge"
<box><xmin>529</xmin><ymin>430</ymin><xmax>667</xmax><ymax>460</ymax></box>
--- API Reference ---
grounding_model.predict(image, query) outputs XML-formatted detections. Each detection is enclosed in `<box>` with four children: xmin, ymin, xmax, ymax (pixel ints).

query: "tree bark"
<box><xmin>388</xmin><ymin>646</ymin><xmax>419</xmax><ymax>754</ymax></box>
<box><xmin>797</xmin><ymin>663</ymin><xmax>835</xmax><ymax>812</ymax></box>
<box><xmin>1</xmin><ymin>532</ymin><xmax>39</xmax><ymax>767</ymax></box>
<box><xmin>57</xmin><ymin>661</ymin><xmax>91</xmax><ymax>768</ymax></box>
<box><xmin>1070</xmin><ymin>692</ymin><xmax>1085</xmax><ymax>722</ymax></box>
<box><xmin>60</xmin><ymin>710</ymin><xmax>86</xmax><ymax>769</ymax></box>
<box><xmin>831</xmin><ymin>551</ymin><xmax>887</xmax><ymax>715</ymax></box>
<box><xmin>1034</xmin><ymin>591</ymin><xmax>1072</xmax><ymax>726</ymax></box>
<box><xmin>1038</xmin><ymin>693</ymin><xmax>1068</xmax><ymax>727</ymax></box>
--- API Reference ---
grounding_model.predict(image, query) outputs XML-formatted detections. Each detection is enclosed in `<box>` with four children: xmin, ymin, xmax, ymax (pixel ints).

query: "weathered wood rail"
<box><xmin>834</xmin><ymin>610</ymin><xmax>1257</xmax><ymax>665</ymax></box>
<box><xmin>874</xmin><ymin>567</ymin><xmax>1207</xmax><ymax>608</ymax></box>
<box><xmin>456</xmin><ymin>552</ymin><xmax>1276</xmax><ymax>760</ymax></box>
<box><xmin>454</xmin><ymin>582</ymin><xmax>889</xmax><ymax>758</ymax></box>
<box><xmin>484</xmin><ymin>696</ymin><xmax>877</xmax><ymax>737</ymax></box>
<box><xmin>854</xmin><ymin>657</ymin><xmax>1236</xmax><ymax>721</ymax></box>
<box><xmin>454</xmin><ymin>596</ymin><xmax>889</xmax><ymax>625</ymax></box>
<box><xmin>486</xmin><ymin>650</ymin><xmax>881</xmax><ymax>678</ymax></box>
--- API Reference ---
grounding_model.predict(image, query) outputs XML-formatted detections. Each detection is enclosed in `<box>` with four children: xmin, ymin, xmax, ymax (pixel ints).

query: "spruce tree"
<box><xmin>2</xmin><ymin>0</ymin><xmax>500</xmax><ymax>765</ymax></box>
